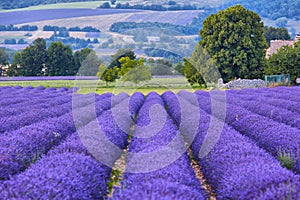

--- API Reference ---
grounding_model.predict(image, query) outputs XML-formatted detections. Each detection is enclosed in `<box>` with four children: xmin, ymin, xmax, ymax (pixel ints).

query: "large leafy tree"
<box><xmin>108</xmin><ymin>48</ymin><xmax>136</xmax><ymax>69</ymax></box>
<box><xmin>265</xmin><ymin>42</ymin><xmax>300</xmax><ymax>84</ymax></box>
<box><xmin>10</xmin><ymin>38</ymin><xmax>47</xmax><ymax>76</ymax></box>
<box><xmin>73</xmin><ymin>48</ymin><xmax>93</xmax><ymax>74</ymax></box>
<box><xmin>76</xmin><ymin>51</ymin><xmax>101</xmax><ymax>76</ymax></box>
<box><xmin>184</xmin><ymin>44</ymin><xmax>220</xmax><ymax>87</ymax></box>
<box><xmin>199</xmin><ymin>5</ymin><xmax>267</xmax><ymax>82</ymax></box>
<box><xmin>46</xmin><ymin>42</ymin><xmax>74</xmax><ymax>76</ymax></box>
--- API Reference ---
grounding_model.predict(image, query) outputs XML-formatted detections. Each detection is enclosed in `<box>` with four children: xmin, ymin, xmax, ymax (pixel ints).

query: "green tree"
<box><xmin>174</xmin><ymin>62</ymin><xmax>185</xmax><ymax>75</ymax></box>
<box><xmin>184</xmin><ymin>58</ymin><xmax>204</xmax><ymax>86</ymax></box>
<box><xmin>10</xmin><ymin>38</ymin><xmax>48</xmax><ymax>76</ymax></box>
<box><xmin>7</xmin><ymin>52</ymin><xmax>22</xmax><ymax>76</ymax></box>
<box><xmin>265</xmin><ymin>42</ymin><xmax>300</xmax><ymax>84</ymax></box>
<box><xmin>46</xmin><ymin>42</ymin><xmax>74</xmax><ymax>76</ymax></box>
<box><xmin>199</xmin><ymin>5</ymin><xmax>267</xmax><ymax>82</ymax></box>
<box><xmin>121</xmin><ymin>64</ymin><xmax>152</xmax><ymax>84</ymax></box>
<box><xmin>0</xmin><ymin>48</ymin><xmax>9</xmax><ymax>76</ymax></box>
<box><xmin>97</xmin><ymin>64</ymin><xmax>119</xmax><ymax>86</ymax></box>
<box><xmin>0</xmin><ymin>48</ymin><xmax>8</xmax><ymax>65</ymax></box>
<box><xmin>119</xmin><ymin>57</ymin><xmax>152</xmax><ymax>84</ymax></box>
<box><xmin>118</xmin><ymin>57</ymin><xmax>145</xmax><ymax>76</ymax></box>
<box><xmin>264</xmin><ymin>26</ymin><xmax>291</xmax><ymax>46</ymax></box>
<box><xmin>108</xmin><ymin>48</ymin><xmax>136</xmax><ymax>69</ymax></box>
<box><xmin>73</xmin><ymin>48</ymin><xmax>93</xmax><ymax>73</ymax></box>
<box><xmin>77</xmin><ymin>51</ymin><xmax>101</xmax><ymax>76</ymax></box>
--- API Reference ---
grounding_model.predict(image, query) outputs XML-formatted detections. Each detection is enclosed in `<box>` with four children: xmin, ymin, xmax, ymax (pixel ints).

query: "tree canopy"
<box><xmin>199</xmin><ymin>5</ymin><xmax>267</xmax><ymax>82</ymax></box>
<box><xmin>108</xmin><ymin>48</ymin><xmax>136</xmax><ymax>69</ymax></box>
<box><xmin>97</xmin><ymin>64</ymin><xmax>119</xmax><ymax>86</ymax></box>
<box><xmin>264</xmin><ymin>26</ymin><xmax>291</xmax><ymax>46</ymax></box>
<box><xmin>119</xmin><ymin>57</ymin><xmax>152</xmax><ymax>84</ymax></box>
<box><xmin>8</xmin><ymin>38</ymin><xmax>95</xmax><ymax>76</ymax></box>
<box><xmin>265</xmin><ymin>42</ymin><xmax>300</xmax><ymax>84</ymax></box>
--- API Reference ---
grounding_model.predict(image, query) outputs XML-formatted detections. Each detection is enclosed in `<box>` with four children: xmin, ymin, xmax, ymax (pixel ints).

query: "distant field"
<box><xmin>0</xmin><ymin>9</ymin><xmax>142</xmax><ymax>25</ymax></box>
<box><xmin>0</xmin><ymin>31</ymin><xmax>28</xmax><ymax>42</ymax></box>
<box><xmin>0</xmin><ymin>76</ymin><xmax>197</xmax><ymax>95</ymax></box>
<box><xmin>16</xmin><ymin>10</ymin><xmax>202</xmax><ymax>31</ymax></box>
<box><xmin>0</xmin><ymin>44</ymin><xmax>28</xmax><ymax>50</ymax></box>
<box><xmin>0</xmin><ymin>1</ymin><xmax>131</xmax><ymax>12</ymax></box>
<box><xmin>21</xmin><ymin>12</ymin><xmax>135</xmax><ymax>31</ymax></box>
<box><xmin>124</xmin><ymin>10</ymin><xmax>203</xmax><ymax>26</ymax></box>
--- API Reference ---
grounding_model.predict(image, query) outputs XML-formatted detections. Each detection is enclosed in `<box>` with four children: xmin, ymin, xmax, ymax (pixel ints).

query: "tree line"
<box><xmin>0</xmin><ymin>25</ymin><xmax>38</xmax><ymax>31</ymax></box>
<box><xmin>43</xmin><ymin>25</ymin><xmax>100</xmax><ymax>32</ymax></box>
<box><xmin>109</xmin><ymin>22</ymin><xmax>199</xmax><ymax>36</ymax></box>
<box><xmin>6</xmin><ymin>38</ymin><xmax>99</xmax><ymax>76</ymax></box>
<box><xmin>100</xmin><ymin>2</ymin><xmax>198</xmax><ymax>11</ymax></box>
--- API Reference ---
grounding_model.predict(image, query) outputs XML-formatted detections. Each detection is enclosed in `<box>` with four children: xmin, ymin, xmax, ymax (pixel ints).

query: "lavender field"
<box><xmin>0</xmin><ymin>86</ymin><xmax>299</xmax><ymax>199</ymax></box>
<box><xmin>0</xmin><ymin>9</ymin><xmax>141</xmax><ymax>25</ymax></box>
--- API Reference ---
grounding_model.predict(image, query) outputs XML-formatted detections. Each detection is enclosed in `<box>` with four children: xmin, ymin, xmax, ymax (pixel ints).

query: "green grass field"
<box><xmin>0</xmin><ymin>1</ymin><xmax>129</xmax><ymax>12</ymax></box>
<box><xmin>0</xmin><ymin>77</ymin><xmax>205</xmax><ymax>95</ymax></box>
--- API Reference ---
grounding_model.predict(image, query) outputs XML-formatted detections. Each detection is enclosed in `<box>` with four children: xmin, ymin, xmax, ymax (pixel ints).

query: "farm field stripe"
<box><xmin>112</xmin><ymin>92</ymin><xmax>206</xmax><ymax>199</ymax></box>
<box><xmin>0</xmin><ymin>92</ymin><xmax>144</xmax><ymax>199</ymax></box>
<box><xmin>0</xmin><ymin>93</ymin><xmax>128</xmax><ymax>180</ymax></box>
<box><xmin>0</xmin><ymin>92</ymin><xmax>71</xmax><ymax>119</ymax></box>
<box><xmin>227</xmin><ymin>88</ymin><xmax>300</xmax><ymax>115</ymax></box>
<box><xmin>232</xmin><ymin>87</ymin><xmax>300</xmax><ymax>103</ymax></box>
<box><xmin>106</xmin><ymin>92</ymin><xmax>144</xmax><ymax>197</ymax></box>
<box><xmin>166</xmin><ymin>91</ymin><xmax>300</xmax><ymax>199</ymax></box>
<box><xmin>212</xmin><ymin>91</ymin><xmax>300</xmax><ymax>129</ymax></box>
<box><xmin>192</xmin><ymin>90</ymin><xmax>300</xmax><ymax>174</ymax></box>
<box><xmin>0</xmin><ymin>90</ymin><xmax>115</xmax><ymax>133</ymax></box>
<box><xmin>162</xmin><ymin>91</ymin><xmax>216</xmax><ymax>200</ymax></box>
<box><xmin>0</xmin><ymin>9</ymin><xmax>142</xmax><ymax>25</ymax></box>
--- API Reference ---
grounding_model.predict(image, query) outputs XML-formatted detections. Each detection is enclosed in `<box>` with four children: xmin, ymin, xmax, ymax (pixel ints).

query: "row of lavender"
<box><xmin>162</xmin><ymin>90</ymin><xmax>300</xmax><ymax>199</ymax></box>
<box><xmin>0</xmin><ymin>86</ymin><xmax>145</xmax><ymax>199</ymax></box>
<box><xmin>192</xmin><ymin>87</ymin><xmax>300</xmax><ymax>174</ymax></box>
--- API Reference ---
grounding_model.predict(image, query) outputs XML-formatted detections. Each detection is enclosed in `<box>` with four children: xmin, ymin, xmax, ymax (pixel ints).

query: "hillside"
<box><xmin>0</xmin><ymin>0</ymin><xmax>101</xmax><ymax>9</ymax></box>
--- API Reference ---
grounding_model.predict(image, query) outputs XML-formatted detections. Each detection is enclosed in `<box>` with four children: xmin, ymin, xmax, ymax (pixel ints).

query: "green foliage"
<box><xmin>97</xmin><ymin>64</ymin><xmax>119</xmax><ymax>86</ymax></box>
<box><xmin>73</xmin><ymin>48</ymin><xmax>93</xmax><ymax>73</ymax></box>
<box><xmin>264</xmin><ymin>26</ymin><xmax>291</xmax><ymax>46</ymax></box>
<box><xmin>118</xmin><ymin>57</ymin><xmax>145</xmax><ymax>76</ymax></box>
<box><xmin>0</xmin><ymin>48</ymin><xmax>9</xmax><ymax>76</ymax></box>
<box><xmin>109</xmin><ymin>22</ymin><xmax>199</xmax><ymax>36</ymax></box>
<box><xmin>199</xmin><ymin>5</ymin><xmax>267</xmax><ymax>82</ymax></box>
<box><xmin>8</xmin><ymin>39</ymin><xmax>97</xmax><ymax>76</ymax></box>
<box><xmin>106</xmin><ymin>169</ymin><xmax>121</xmax><ymax>195</ymax></box>
<box><xmin>265</xmin><ymin>42</ymin><xmax>300</xmax><ymax>84</ymax></box>
<box><xmin>46</xmin><ymin>42</ymin><xmax>74</xmax><ymax>76</ymax></box>
<box><xmin>183</xmin><ymin>58</ymin><xmax>205</xmax><ymax>86</ymax></box>
<box><xmin>108</xmin><ymin>48</ymin><xmax>136</xmax><ymax>69</ymax></box>
<box><xmin>174</xmin><ymin>62</ymin><xmax>185</xmax><ymax>75</ymax></box>
<box><xmin>149</xmin><ymin>60</ymin><xmax>174</xmax><ymax>76</ymax></box>
<box><xmin>76</xmin><ymin>51</ymin><xmax>101</xmax><ymax>76</ymax></box>
<box><xmin>9</xmin><ymin>38</ymin><xmax>47</xmax><ymax>76</ymax></box>
<box><xmin>278</xmin><ymin>151</ymin><xmax>294</xmax><ymax>170</ymax></box>
<box><xmin>0</xmin><ymin>48</ymin><xmax>9</xmax><ymax>65</ymax></box>
<box><xmin>119</xmin><ymin>57</ymin><xmax>152</xmax><ymax>84</ymax></box>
